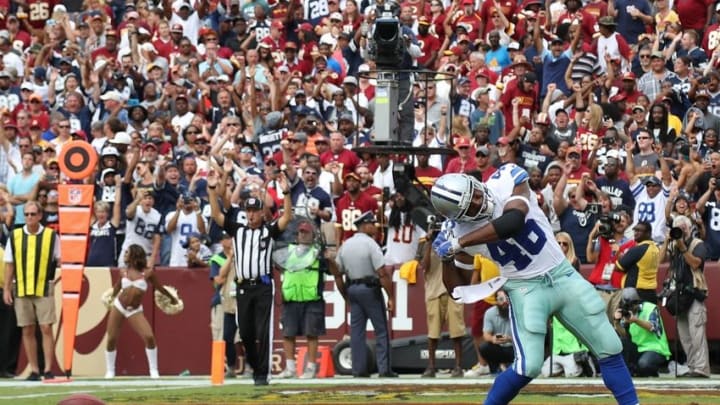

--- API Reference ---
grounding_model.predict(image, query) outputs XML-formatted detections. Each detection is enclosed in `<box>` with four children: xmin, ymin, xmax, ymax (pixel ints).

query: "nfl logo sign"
<box><xmin>69</xmin><ymin>188</ymin><xmax>83</xmax><ymax>205</ymax></box>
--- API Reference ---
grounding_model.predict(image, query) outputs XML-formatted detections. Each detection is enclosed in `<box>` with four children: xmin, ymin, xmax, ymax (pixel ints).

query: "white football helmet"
<box><xmin>430</xmin><ymin>173</ymin><xmax>495</xmax><ymax>222</ymax></box>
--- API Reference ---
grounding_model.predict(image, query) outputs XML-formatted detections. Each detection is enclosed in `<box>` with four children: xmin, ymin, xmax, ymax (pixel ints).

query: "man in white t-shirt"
<box><xmin>169</xmin><ymin>0</ymin><xmax>201</xmax><ymax>45</ymax></box>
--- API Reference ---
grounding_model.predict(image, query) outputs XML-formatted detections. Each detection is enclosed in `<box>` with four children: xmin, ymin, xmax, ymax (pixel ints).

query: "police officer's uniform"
<box><xmin>335</xmin><ymin>212</ymin><xmax>393</xmax><ymax>377</ymax></box>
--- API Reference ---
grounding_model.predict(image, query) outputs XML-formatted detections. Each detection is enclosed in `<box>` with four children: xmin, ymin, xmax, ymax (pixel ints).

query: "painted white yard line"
<box><xmin>0</xmin><ymin>385</ymin><xmax>200</xmax><ymax>401</ymax></box>
<box><xmin>0</xmin><ymin>379</ymin><xmax>717</xmax><ymax>403</ymax></box>
<box><xmin>0</xmin><ymin>375</ymin><xmax>717</xmax><ymax>390</ymax></box>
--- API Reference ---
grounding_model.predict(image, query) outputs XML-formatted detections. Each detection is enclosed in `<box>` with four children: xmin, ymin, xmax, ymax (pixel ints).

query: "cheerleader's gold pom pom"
<box><xmin>155</xmin><ymin>286</ymin><xmax>184</xmax><ymax>315</ymax></box>
<box><xmin>100</xmin><ymin>287</ymin><xmax>115</xmax><ymax>310</ymax></box>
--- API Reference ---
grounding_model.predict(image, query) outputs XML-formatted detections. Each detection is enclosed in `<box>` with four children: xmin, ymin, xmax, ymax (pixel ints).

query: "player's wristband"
<box><xmin>453</xmin><ymin>260</ymin><xmax>474</xmax><ymax>270</ymax></box>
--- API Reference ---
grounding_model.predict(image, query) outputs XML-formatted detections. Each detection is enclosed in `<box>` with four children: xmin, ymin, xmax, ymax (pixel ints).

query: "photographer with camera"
<box><xmin>695</xmin><ymin>176</ymin><xmax>720</xmax><ymax>260</ymax></box>
<box><xmin>612</xmin><ymin>288</ymin><xmax>671</xmax><ymax>377</ymax></box>
<box><xmin>657</xmin><ymin>215</ymin><xmax>711</xmax><ymax>378</ymax></box>
<box><xmin>586</xmin><ymin>207</ymin><xmax>633</xmax><ymax>303</ymax></box>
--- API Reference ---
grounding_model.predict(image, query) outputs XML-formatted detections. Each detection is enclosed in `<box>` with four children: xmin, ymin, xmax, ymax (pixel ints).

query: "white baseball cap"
<box><xmin>111</xmin><ymin>131</ymin><xmax>131</xmax><ymax>145</ymax></box>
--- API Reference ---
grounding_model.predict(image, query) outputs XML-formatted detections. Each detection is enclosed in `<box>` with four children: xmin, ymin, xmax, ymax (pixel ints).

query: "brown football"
<box><xmin>57</xmin><ymin>393</ymin><xmax>106</xmax><ymax>405</ymax></box>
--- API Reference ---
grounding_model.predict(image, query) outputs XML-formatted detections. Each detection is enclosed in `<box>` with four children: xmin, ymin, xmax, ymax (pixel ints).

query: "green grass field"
<box><xmin>1</xmin><ymin>377</ymin><xmax>718</xmax><ymax>404</ymax></box>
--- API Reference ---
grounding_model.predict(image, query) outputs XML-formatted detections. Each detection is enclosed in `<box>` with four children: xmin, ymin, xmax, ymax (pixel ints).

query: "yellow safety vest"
<box><xmin>11</xmin><ymin>227</ymin><xmax>57</xmax><ymax>297</ymax></box>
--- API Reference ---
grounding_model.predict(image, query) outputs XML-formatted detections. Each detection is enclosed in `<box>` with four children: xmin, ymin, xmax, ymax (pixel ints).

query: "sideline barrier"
<box><xmin>13</xmin><ymin>264</ymin><xmax>720</xmax><ymax>376</ymax></box>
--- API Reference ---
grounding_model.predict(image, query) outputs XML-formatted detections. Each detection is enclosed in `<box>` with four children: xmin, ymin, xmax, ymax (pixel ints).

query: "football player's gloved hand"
<box><xmin>440</xmin><ymin>219</ymin><xmax>457</xmax><ymax>237</ymax></box>
<box><xmin>432</xmin><ymin>230</ymin><xmax>461</xmax><ymax>260</ymax></box>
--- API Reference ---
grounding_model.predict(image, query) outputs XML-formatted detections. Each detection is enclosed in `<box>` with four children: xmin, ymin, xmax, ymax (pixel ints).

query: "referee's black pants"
<box><xmin>235</xmin><ymin>281</ymin><xmax>273</xmax><ymax>381</ymax></box>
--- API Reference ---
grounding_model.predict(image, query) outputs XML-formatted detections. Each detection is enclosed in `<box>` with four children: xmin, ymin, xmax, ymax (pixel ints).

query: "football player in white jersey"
<box><xmin>119</xmin><ymin>190</ymin><xmax>163</xmax><ymax>268</ymax></box>
<box><xmin>430</xmin><ymin>165</ymin><xmax>637</xmax><ymax>405</ymax></box>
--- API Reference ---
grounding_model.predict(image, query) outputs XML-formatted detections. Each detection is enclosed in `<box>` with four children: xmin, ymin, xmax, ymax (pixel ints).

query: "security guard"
<box><xmin>277</xmin><ymin>220</ymin><xmax>331</xmax><ymax>379</ymax></box>
<box><xmin>334</xmin><ymin>211</ymin><xmax>397</xmax><ymax>378</ymax></box>
<box><xmin>2</xmin><ymin>201</ymin><xmax>60</xmax><ymax>381</ymax></box>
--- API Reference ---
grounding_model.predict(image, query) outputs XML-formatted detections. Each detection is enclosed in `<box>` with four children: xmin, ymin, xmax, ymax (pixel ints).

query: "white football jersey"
<box><xmin>119</xmin><ymin>206</ymin><xmax>163</xmax><ymax>267</ymax></box>
<box><xmin>166</xmin><ymin>209</ymin><xmax>208</xmax><ymax>267</ymax></box>
<box><xmin>630</xmin><ymin>180</ymin><xmax>670</xmax><ymax>244</ymax></box>
<box><xmin>385</xmin><ymin>220</ymin><xmax>426</xmax><ymax>266</ymax></box>
<box><xmin>455</xmin><ymin>164</ymin><xmax>566</xmax><ymax>279</ymax></box>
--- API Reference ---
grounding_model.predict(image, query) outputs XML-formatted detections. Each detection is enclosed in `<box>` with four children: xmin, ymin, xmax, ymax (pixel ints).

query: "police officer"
<box><xmin>334</xmin><ymin>211</ymin><xmax>397</xmax><ymax>378</ymax></box>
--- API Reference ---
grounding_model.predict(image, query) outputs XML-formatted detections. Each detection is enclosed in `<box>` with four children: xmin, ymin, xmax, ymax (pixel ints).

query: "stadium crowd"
<box><xmin>0</xmin><ymin>0</ymin><xmax>717</xmax><ymax>381</ymax></box>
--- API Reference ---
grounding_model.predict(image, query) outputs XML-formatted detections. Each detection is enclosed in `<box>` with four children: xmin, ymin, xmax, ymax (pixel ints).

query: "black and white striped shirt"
<box><xmin>570</xmin><ymin>52</ymin><xmax>603</xmax><ymax>83</ymax></box>
<box><xmin>224</xmin><ymin>219</ymin><xmax>281</xmax><ymax>280</ymax></box>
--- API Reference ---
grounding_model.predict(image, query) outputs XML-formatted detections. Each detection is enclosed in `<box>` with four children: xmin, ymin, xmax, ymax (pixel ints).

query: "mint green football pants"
<box><xmin>504</xmin><ymin>261</ymin><xmax>622</xmax><ymax>377</ymax></box>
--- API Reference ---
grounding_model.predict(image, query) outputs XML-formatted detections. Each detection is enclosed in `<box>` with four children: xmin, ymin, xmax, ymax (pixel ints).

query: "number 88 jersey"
<box><xmin>456</xmin><ymin>164</ymin><xmax>566</xmax><ymax>278</ymax></box>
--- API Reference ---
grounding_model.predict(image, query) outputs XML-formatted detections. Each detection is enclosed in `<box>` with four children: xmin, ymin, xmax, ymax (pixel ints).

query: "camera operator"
<box><xmin>586</xmin><ymin>208</ymin><xmax>633</xmax><ymax>304</ymax></box>
<box><xmin>657</xmin><ymin>216</ymin><xmax>711</xmax><ymax>378</ymax></box>
<box><xmin>612</xmin><ymin>288</ymin><xmax>671</xmax><ymax>377</ymax></box>
<box><xmin>611</xmin><ymin>221</ymin><xmax>660</xmax><ymax>305</ymax></box>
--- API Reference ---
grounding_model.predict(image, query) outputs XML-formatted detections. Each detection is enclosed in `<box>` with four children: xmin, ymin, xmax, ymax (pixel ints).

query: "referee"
<box><xmin>207</xmin><ymin>171</ymin><xmax>292</xmax><ymax>386</ymax></box>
